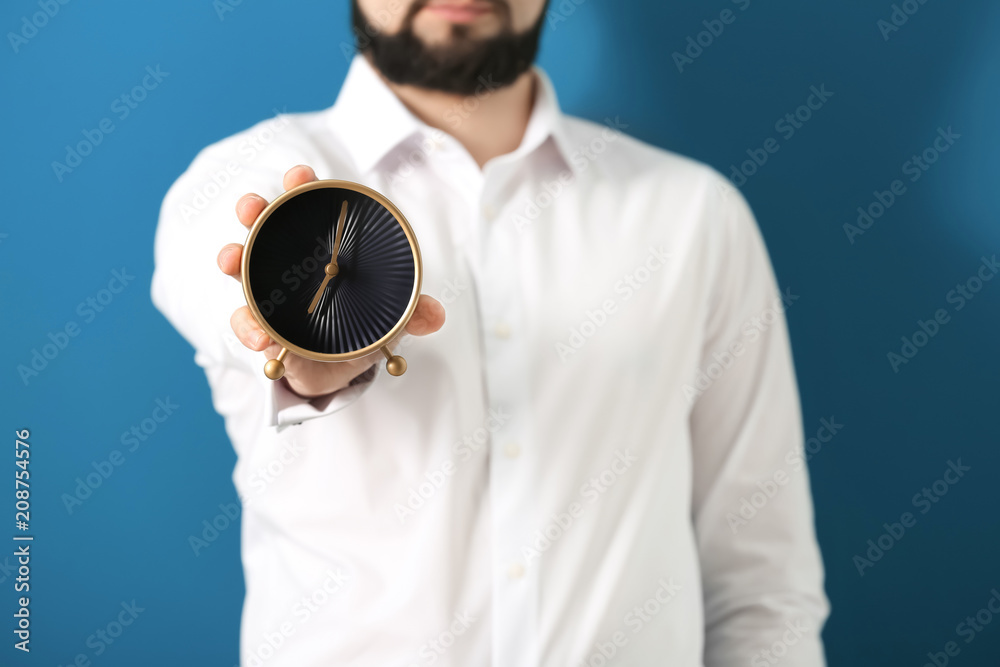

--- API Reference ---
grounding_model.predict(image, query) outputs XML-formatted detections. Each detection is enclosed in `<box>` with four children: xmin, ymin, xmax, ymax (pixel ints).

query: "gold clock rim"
<box><xmin>240</xmin><ymin>178</ymin><xmax>423</xmax><ymax>363</ymax></box>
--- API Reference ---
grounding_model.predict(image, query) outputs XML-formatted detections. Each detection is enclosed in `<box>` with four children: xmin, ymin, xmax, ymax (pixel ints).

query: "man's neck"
<box><xmin>377</xmin><ymin>66</ymin><xmax>537</xmax><ymax>169</ymax></box>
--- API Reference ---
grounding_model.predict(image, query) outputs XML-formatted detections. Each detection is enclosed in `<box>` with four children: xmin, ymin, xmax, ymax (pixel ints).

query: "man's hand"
<box><xmin>216</xmin><ymin>165</ymin><xmax>446</xmax><ymax>397</ymax></box>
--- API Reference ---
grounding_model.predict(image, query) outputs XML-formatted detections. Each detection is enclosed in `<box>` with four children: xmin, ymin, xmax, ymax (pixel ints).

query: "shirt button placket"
<box><xmin>479</xmin><ymin>195</ymin><xmax>538</xmax><ymax>666</ymax></box>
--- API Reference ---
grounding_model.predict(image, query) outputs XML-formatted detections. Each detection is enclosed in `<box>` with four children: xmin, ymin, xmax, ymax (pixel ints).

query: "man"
<box><xmin>152</xmin><ymin>0</ymin><xmax>830</xmax><ymax>664</ymax></box>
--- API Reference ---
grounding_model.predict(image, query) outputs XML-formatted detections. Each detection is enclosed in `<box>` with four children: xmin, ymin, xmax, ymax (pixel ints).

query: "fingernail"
<box><xmin>239</xmin><ymin>197</ymin><xmax>260</xmax><ymax>218</ymax></box>
<box><xmin>254</xmin><ymin>331</ymin><xmax>269</xmax><ymax>349</ymax></box>
<box><xmin>218</xmin><ymin>249</ymin><xmax>230</xmax><ymax>269</ymax></box>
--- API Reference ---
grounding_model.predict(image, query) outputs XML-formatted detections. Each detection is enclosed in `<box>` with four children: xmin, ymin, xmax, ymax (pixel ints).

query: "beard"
<box><xmin>352</xmin><ymin>0</ymin><xmax>546</xmax><ymax>95</ymax></box>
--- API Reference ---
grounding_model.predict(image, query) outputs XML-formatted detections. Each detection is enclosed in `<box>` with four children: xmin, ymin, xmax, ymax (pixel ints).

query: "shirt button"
<box><xmin>503</xmin><ymin>442</ymin><xmax>521</xmax><ymax>459</ymax></box>
<box><xmin>482</xmin><ymin>204</ymin><xmax>497</xmax><ymax>221</ymax></box>
<box><xmin>507</xmin><ymin>563</ymin><xmax>525</xmax><ymax>580</ymax></box>
<box><xmin>493</xmin><ymin>322</ymin><xmax>511</xmax><ymax>339</ymax></box>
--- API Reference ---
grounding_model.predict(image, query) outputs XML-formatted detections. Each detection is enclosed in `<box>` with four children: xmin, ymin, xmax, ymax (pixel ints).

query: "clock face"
<box><xmin>244</xmin><ymin>183</ymin><xmax>418</xmax><ymax>358</ymax></box>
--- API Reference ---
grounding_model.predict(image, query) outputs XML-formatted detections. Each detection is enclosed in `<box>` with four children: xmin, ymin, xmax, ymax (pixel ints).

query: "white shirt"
<box><xmin>152</xmin><ymin>55</ymin><xmax>829</xmax><ymax>667</ymax></box>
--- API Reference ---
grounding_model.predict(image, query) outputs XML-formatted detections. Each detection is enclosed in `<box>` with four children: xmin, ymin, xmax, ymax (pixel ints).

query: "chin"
<box><xmin>412</xmin><ymin>13</ymin><xmax>503</xmax><ymax>44</ymax></box>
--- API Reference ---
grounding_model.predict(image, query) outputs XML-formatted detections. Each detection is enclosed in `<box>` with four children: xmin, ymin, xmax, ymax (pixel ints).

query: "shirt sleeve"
<box><xmin>150</xmin><ymin>136</ymin><xmax>378</xmax><ymax>430</ymax></box>
<box><xmin>264</xmin><ymin>365</ymin><xmax>378</xmax><ymax>429</ymax></box>
<box><xmin>688</xmin><ymin>178</ymin><xmax>830</xmax><ymax>666</ymax></box>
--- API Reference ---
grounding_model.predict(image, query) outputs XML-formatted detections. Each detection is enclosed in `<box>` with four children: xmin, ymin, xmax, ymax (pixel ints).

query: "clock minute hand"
<box><xmin>331</xmin><ymin>200</ymin><xmax>347</xmax><ymax>264</ymax></box>
<box><xmin>306</xmin><ymin>201</ymin><xmax>348</xmax><ymax>315</ymax></box>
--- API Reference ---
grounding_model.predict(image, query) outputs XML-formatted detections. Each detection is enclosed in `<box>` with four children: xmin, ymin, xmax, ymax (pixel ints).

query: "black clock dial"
<box><xmin>247</xmin><ymin>186</ymin><xmax>416</xmax><ymax>355</ymax></box>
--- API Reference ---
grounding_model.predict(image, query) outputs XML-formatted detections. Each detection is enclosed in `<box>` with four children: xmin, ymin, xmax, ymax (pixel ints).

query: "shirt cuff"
<box><xmin>263</xmin><ymin>364</ymin><xmax>378</xmax><ymax>429</ymax></box>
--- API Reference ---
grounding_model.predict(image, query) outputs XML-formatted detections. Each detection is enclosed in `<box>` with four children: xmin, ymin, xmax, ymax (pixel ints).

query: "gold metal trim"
<box><xmin>241</xmin><ymin>179</ymin><xmax>423</xmax><ymax>364</ymax></box>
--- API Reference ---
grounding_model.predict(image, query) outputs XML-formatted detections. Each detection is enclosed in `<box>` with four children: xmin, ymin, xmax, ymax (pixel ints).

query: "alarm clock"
<box><xmin>240</xmin><ymin>179</ymin><xmax>422</xmax><ymax>381</ymax></box>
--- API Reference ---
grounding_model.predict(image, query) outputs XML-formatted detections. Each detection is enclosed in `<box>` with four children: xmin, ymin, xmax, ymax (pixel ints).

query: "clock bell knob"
<box><xmin>263</xmin><ymin>348</ymin><xmax>289</xmax><ymax>381</ymax></box>
<box><xmin>381</xmin><ymin>346</ymin><xmax>407</xmax><ymax>376</ymax></box>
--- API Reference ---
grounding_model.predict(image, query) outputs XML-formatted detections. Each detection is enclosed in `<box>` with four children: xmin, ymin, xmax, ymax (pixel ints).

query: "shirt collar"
<box><xmin>327</xmin><ymin>54</ymin><xmax>580</xmax><ymax>177</ymax></box>
<box><xmin>500</xmin><ymin>63</ymin><xmax>581</xmax><ymax>177</ymax></box>
<box><xmin>327</xmin><ymin>56</ymin><xmax>423</xmax><ymax>175</ymax></box>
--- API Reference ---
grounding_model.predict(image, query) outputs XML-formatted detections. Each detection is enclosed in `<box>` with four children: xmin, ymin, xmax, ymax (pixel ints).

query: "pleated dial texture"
<box><xmin>246</xmin><ymin>187</ymin><xmax>416</xmax><ymax>355</ymax></box>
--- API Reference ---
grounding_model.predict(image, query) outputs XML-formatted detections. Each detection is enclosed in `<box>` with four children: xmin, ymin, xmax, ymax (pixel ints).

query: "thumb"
<box><xmin>404</xmin><ymin>294</ymin><xmax>446</xmax><ymax>336</ymax></box>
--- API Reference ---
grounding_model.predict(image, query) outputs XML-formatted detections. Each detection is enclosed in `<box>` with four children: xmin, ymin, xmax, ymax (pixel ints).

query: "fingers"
<box><xmin>283</xmin><ymin>164</ymin><xmax>317</xmax><ymax>191</ymax></box>
<box><xmin>231</xmin><ymin>306</ymin><xmax>271</xmax><ymax>352</ymax></box>
<box><xmin>236</xmin><ymin>194</ymin><xmax>268</xmax><ymax>228</ymax></box>
<box><xmin>217</xmin><ymin>243</ymin><xmax>243</xmax><ymax>280</ymax></box>
<box><xmin>404</xmin><ymin>295</ymin><xmax>446</xmax><ymax>336</ymax></box>
<box><xmin>234</xmin><ymin>165</ymin><xmax>317</xmax><ymax>228</ymax></box>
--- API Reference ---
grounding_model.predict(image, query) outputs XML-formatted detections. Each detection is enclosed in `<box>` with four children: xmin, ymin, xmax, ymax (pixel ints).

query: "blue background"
<box><xmin>3</xmin><ymin>0</ymin><xmax>999</xmax><ymax>665</ymax></box>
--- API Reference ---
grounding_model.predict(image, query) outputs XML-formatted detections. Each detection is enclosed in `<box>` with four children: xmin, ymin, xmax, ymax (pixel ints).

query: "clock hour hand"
<box><xmin>306</xmin><ymin>201</ymin><xmax>348</xmax><ymax>314</ymax></box>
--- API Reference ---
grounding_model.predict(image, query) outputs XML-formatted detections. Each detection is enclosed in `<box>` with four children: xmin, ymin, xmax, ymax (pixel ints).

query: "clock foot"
<box><xmin>264</xmin><ymin>347</ymin><xmax>288</xmax><ymax>380</ymax></box>
<box><xmin>381</xmin><ymin>346</ymin><xmax>407</xmax><ymax>376</ymax></box>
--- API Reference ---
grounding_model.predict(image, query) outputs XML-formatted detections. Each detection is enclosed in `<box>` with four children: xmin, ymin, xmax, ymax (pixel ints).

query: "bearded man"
<box><xmin>152</xmin><ymin>1</ymin><xmax>830</xmax><ymax>664</ymax></box>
